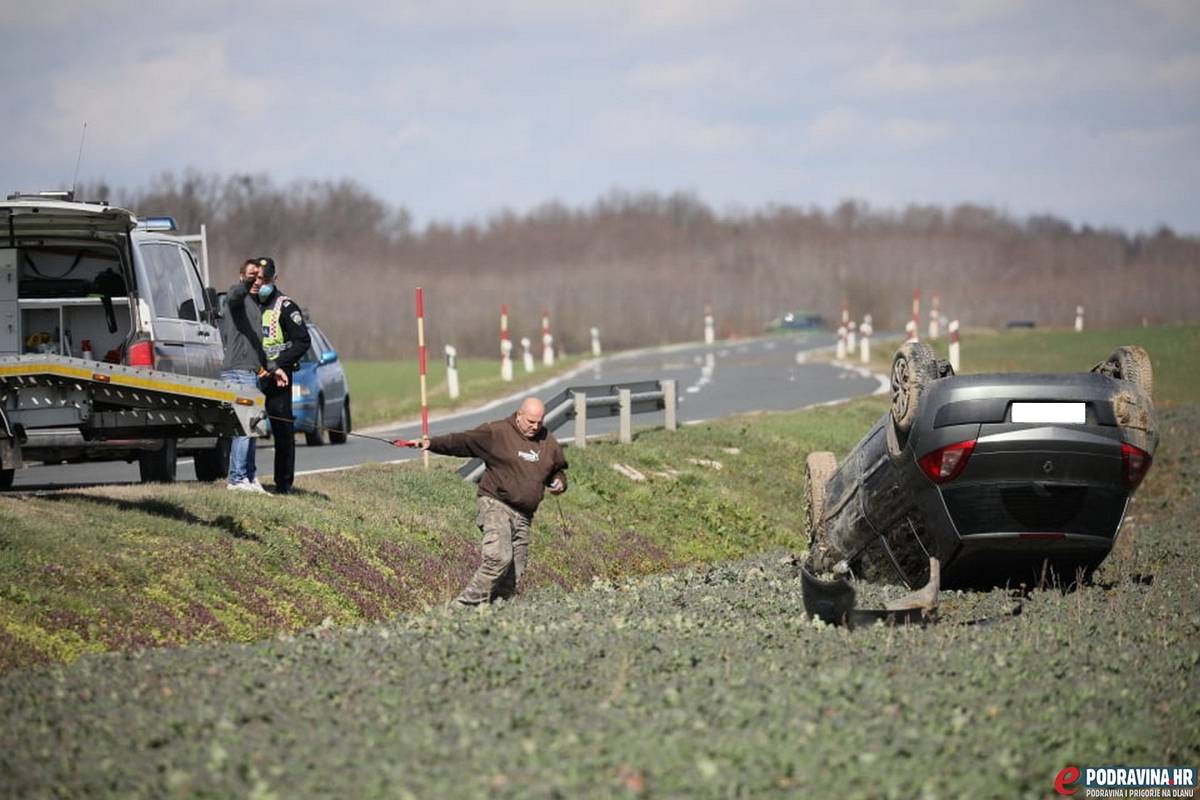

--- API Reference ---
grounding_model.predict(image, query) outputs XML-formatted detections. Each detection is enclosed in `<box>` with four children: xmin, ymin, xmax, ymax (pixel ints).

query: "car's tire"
<box><xmin>329</xmin><ymin>398</ymin><xmax>351</xmax><ymax>445</ymax></box>
<box><xmin>805</xmin><ymin>451</ymin><xmax>838</xmax><ymax>569</ymax></box>
<box><xmin>1105</xmin><ymin>345</ymin><xmax>1153</xmax><ymax>400</ymax></box>
<box><xmin>193</xmin><ymin>437</ymin><xmax>231</xmax><ymax>482</ymax></box>
<box><xmin>138</xmin><ymin>438</ymin><xmax>178</xmax><ymax>484</ymax></box>
<box><xmin>890</xmin><ymin>342</ymin><xmax>939</xmax><ymax>435</ymax></box>
<box><xmin>0</xmin><ymin>468</ymin><xmax>13</xmax><ymax>490</ymax></box>
<box><xmin>305</xmin><ymin>398</ymin><xmax>326</xmax><ymax>447</ymax></box>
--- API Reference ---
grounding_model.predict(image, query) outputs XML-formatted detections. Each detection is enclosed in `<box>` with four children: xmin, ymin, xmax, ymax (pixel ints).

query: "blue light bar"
<box><xmin>137</xmin><ymin>216</ymin><xmax>178</xmax><ymax>232</ymax></box>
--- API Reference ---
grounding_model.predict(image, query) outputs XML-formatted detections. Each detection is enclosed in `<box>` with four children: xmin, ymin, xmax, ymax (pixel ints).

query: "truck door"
<box><xmin>178</xmin><ymin>246</ymin><xmax>221</xmax><ymax>378</ymax></box>
<box><xmin>136</xmin><ymin>243</ymin><xmax>193</xmax><ymax>375</ymax></box>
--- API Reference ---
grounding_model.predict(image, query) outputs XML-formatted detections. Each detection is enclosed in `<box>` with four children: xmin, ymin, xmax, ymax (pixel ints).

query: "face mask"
<box><xmin>258</xmin><ymin>283</ymin><xmax>275</xmax><ymax>302</ymax></box>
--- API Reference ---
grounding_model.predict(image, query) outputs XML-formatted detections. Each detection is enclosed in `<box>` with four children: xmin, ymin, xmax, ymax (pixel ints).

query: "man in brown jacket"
<box><xmin>421</xmin><ymin>396</ymin><xmax>568</xmax><ymax>605</ymax></box>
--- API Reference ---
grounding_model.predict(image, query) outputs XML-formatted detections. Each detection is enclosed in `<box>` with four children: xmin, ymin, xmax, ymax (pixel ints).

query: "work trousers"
<box><xmin>456</xmin><ymin>495</ymin><xmax>532</xmax><ymax>605</ymax></box>
<box><xmin>265</xmin><ymin>384</ymin><xmax>295</xmax><ymax>493</ymax></box>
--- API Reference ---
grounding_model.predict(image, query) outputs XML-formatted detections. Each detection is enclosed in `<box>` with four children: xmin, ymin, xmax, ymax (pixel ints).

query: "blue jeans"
<box><xmin>221</xmin><ymin>369</ymin><xmax>258</xmax><ymax>484</ymax></box>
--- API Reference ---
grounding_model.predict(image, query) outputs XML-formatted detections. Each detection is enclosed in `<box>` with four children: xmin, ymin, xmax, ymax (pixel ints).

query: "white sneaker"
<box><xmin>226</xmin><ymin>480</ymin><xmax>256</xmax><ymax>492</ymax></box>
<box><xmin>246</xmin><ymin>479</ymin><xmax>269</xmax><ymax>494</ymax></box>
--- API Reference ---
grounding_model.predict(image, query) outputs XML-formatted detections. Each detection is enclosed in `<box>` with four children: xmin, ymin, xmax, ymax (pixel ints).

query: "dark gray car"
<box><xmin>805</xmin><ymin>342</ymin><xmax>1157</xmax><ymax>589</ymax></box>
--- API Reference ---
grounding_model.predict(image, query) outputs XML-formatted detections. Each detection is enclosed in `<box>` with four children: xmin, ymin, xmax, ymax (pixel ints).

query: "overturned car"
<box><xmin>803</xmin><ymin>342</ymin><xmax>1157</xmax><ymax>607</ymax></box>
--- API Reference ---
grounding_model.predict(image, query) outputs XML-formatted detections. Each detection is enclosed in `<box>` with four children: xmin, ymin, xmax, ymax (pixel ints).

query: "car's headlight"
<box><xmin>292</xmin><ymin>384</ymin><xmax>312</xmax><ymax>400</ymax></box>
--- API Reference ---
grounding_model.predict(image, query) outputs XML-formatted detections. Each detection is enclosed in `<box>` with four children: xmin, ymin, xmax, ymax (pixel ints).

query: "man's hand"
<box><xmin>273</xmin><ymin>368</ymin><xmax>289</xmax><ymax>388</ymax></box>
<box><xmin>548</xmin><ymin>477</ymin><xmax>565</xmax><ymax>495</ymax></box>
<box><xmin>420</xmin><ymin>436</ymin><xmax>431</xmax><ymax>451</ymax></box>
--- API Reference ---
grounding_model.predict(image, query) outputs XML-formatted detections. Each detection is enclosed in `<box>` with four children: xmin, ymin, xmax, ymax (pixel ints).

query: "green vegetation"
<box><xmin>1</xmin><ymin>324</ymin><xmax>1198</xmax><ymax>795</ymax></box>
<box><xmin>343</xmin><ymin>354</ymin><xmax>587</xmax><ymax>427</ymax></box>
<box><xmin>1</xmin><ymin>405</ymin><xmax>1197</xmax><ymax>796</ymax></box>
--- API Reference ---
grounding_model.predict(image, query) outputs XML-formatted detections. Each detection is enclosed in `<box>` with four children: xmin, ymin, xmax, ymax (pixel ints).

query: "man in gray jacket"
<box><xmin>219</xmin><ymin>259</ymin><xmax>270</xmax><ymax>493</ymax></box>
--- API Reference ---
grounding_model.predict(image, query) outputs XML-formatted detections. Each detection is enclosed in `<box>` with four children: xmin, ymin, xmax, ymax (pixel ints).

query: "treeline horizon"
<box><xmin>80</xmin><ymin>171</ymin><xmax>1200</xmax><ymax>360</ymax></box>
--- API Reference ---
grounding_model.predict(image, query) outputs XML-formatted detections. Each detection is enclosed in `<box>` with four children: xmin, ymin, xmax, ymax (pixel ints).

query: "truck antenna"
<box><xmin>70</xmin><ymin>122</ymin><xmax>88</xmax><ymax>199</ymax></box>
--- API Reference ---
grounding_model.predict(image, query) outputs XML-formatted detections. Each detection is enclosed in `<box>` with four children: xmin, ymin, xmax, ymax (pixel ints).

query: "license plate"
<box><xmin>1011</xmin><ymin>402</ymin><xmax>1086</xmax><ymax>424</ymax></box>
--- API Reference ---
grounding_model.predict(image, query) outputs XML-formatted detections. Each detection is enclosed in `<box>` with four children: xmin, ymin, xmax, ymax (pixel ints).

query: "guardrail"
<box><xmin>457</xmin><ymin>379</ymin><xmax>678</xmax><ymax>482</ymax></box>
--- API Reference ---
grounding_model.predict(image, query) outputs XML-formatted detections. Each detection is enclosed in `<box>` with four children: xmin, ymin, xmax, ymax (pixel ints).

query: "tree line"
<box><xmin>81</xmin><ymin>171</ymin><xmax>1200</xmax><ymax>359</ymax></box>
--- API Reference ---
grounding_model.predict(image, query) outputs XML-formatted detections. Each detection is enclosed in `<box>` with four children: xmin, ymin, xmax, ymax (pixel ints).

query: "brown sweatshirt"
<box><xmin>427</xmin><ymin>414</ymin><xmax>568</xmax><ymax>516</ymax></box>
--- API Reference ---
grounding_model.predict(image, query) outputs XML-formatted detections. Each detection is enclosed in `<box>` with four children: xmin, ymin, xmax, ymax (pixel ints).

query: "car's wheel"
<box><xmin>1104</xmin><ymin>345</ymin><xmax>1153</xmax><ymax>400</ymax></box>
<box><xmin>138</xmin><ymin>438</ymin><xmax>178</xmax><ymax>484</ymax></box>
<box><xmin>193</xmin><ymin>437</ymin><xmax>231</xmax><ymax>482</ymax></box>
<box><xmin>305</xmin><ymin>397</ymin><xmax>326</xmax><ymax>446</ymax></box>
<box><xmin>890</xmin><ymin>342</ymin><xmax>938</xmax><ymax>435</ymax></box>
<box><xmin>329</xmin><ymin>398</ymin><xmax>350</xmax><ymax>445</ymax></box>
<box><xmin>805</xmin><ymin>451</ymin><xmax>838</xmax><ymax>570</ymax></box>
<box><xmin>0</xmin><ymin>468</ymin><xmax>13</xmax><ymax>490</ymax></box>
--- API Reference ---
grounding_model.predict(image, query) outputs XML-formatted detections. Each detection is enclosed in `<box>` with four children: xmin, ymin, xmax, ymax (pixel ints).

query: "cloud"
<box><xmin>1114</xmin><ymin>122</ymin><xmax>1200</xmax><ymax>150</ymax></box>
<box><xmin>603</xmin><ymin>108</ymin><xmax>754</xmax><ymax>152</ymax></box>
<box><xmin>20</xmin><ymin>34</ymin><xmax>275</xmax><ymax>161</ymax></box>
<box><xmin>880</xmin><ymin>118</ymin><xmax>953</xmax><ymax>147</ymax></box>
<box><xmin>852</xmin><ymin>48</ymin><xmax>1200</xmax><ymax>95</ymax></box>
<box><xmin>626</xmin><ymin>57</ymin><xmax>729</xmax><ymax>91</ymax></box>
<box><xmin>805</xmin><ymin>109</ymin><xmax>862</xmax><ymax>147</ymax></box>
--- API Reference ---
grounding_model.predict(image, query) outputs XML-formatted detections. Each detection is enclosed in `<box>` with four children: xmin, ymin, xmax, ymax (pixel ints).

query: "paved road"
<box><xmin>11</xmin><ymin>334</ymin><xmax>885</xmax><ymax>490</ymax></box>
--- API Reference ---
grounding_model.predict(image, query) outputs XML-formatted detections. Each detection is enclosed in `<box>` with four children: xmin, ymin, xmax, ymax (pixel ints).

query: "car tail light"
<box><xmin>127</xmin><ymin>340</ymin><xmax>154</xmax><ymax>369</ymax></box>
<box><xmin>1120</xmin><ymin>442</ymin><xmax>1152</xmax><ymax>490</ymax></box>
<box><xmin>918</xmin><ymin>439</ymin><xmax>976</xmax><ymax>483</ymax></box>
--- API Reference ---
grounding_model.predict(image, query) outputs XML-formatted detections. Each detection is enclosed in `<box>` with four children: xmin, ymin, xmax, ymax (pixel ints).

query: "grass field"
<box><xmin>1</xmin><ymin>325</ymin><xmax>1198</xmax><ymax>796</ymax></box>
<box><xmin>343</xmin><ymin>354</ymin><xmax>588</xmax><ymax>427</ymax></box>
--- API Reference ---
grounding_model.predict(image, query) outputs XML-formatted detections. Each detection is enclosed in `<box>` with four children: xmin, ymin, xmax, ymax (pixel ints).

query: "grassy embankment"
<box><xmin>0</xmin><ymin>324</ymin><xmax>1196</xmax><ymax>675</ymax></box>
<box><xmin>0</xmin><ymin>324</ymin><xmax>1198</xmax><ymax>796</ymax></box>
<box><xmin>343</xmin><ymin>354</ymin><xmax>587</xmax><ymax>427</ymax></box>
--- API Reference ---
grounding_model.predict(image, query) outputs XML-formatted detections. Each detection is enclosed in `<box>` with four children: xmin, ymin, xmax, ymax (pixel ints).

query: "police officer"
<box><xmin>252</xmin><ymin>257</ymin><xmax>310</xmax><ymax>495</ymax></box>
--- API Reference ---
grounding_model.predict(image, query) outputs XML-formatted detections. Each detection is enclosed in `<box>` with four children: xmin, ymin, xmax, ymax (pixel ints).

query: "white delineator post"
<box><xmin>663</xmin><ymin>379</ymin><xmax>677</xmax><ymax>431</ymax></box>
<box><xmin>948</xmin><ymin>319</ymin><xmax>961</xmax><ymax>373</ymax></box>
<box><xmin>618</xmin><ymin>388</ymin><xmax>632</xmax><ymax>444</ymax></box>
<box><xmin>500</xmin><ymin>304</ymin><xmax>513</xmax><ymax>382</ymax></box>
<box><xmin>905</xmin><ymin>320</ymin><xmax>918</xmax><ymax>343</ymax></box>
<box><xmin>929</xmin><ymin>294</ymin><xmax>940</xmax><ymax>340</ymax></box>
<box><xmin>416</xmin><ymin>287</ymin><xmax>430</xmax><ymax>470</ymax></box>
<box><xmin>573</xmin><ymin>391</ymin><xmax>587</xmax><ymax>448</ymax></box>
<box><xmin>541</xmin><ymin>310</ymin><xmax>555</xmax><ymax>367</ymax></box>
<box><xmin>859</xmin><ymin>317</ymin><xmax>872</xmax><ymax>364</ymax></box>
<box><xmin>521</xmin><ymin>336</ymin><xmax>535</xmax><ymax>373</ymax></box>
<box><xmin>841</xmin><ymin>301</ymin><xmax>849</xmax><ymax>328</ymax></box>
<box><xmin>444</xmin><ymin>344</ymin><xmax>459</xmax><ymax>400</ymax></box>
<box><xmin>847</xmin><ymin>318</ymin><xmax>857</xmax><ymax>354</ymax></box>
<box><xmin>1075</xmin><ymin>305</ymin><xmax>1084</xmax><ymax>332</ymax></box>
<box><xmin>836</xmin><ymin>324</ymin><xmax>847</xmax><ymax>360</ymax></box>
<box><xmin>704</xmin><ymin>303</ymin><xmax>715</xmax><ymax>345</ymax></box>
<box><xmin>590</xmin><ymin>326</ymin><xmax>601</xmax><ymax>357</ymax></box>
<box><xmin>911</xmin><ymin>289</ymin><xmax>921</xmax><ymax>341</ymax></box>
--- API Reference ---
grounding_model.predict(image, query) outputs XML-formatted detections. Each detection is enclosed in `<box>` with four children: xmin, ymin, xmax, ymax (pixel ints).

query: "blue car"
<box><xmin>291</xmin><ymin>322</ymin><xmax>352</xmax><ymax>446</ymax></box>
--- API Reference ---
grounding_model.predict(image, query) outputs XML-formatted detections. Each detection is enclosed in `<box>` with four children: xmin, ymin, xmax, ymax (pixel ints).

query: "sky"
<box><xmin>2</xmin><ymin>0</ymin><xmax>1198</xmax><ymax>234</ymax></box>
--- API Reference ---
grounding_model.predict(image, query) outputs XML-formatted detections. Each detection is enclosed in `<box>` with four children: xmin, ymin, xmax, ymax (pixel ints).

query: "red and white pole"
<box><xmin>847</xmin><ymin>317</ymin><xmax>857</xmax><ymax>354</ymax></box>
<box><xmin>704</xmin><ymin>303</ymin><xmax>715</xmax><ymax>345</ymax></box>
<box><xmin>541</xmin><ymin>309</ymin><xmax>554</xmax><ymax>367</ymax></box>
<box><xmin>416</xmin><ymin>286</ymin><xmax>430</xmax><ymax>470</ymax></box>
<box><xmin>929</xmin><ymin>293</ymin><xmax>940</xmax><ymax>340</ymax></box>
<box><xmin>948</xmin><ymin>319</ymin><xmax>961</xmax><ymax>373</ymax></box>
<box><xmin>911</xmin><ymin>289</ymin><xmax>921</xmax><ymax>341</ymax></box>
<box><xmin>859</xmin><ymin>316</ymin><xmax>873</xmax><ymax>364</ymax></box>
<box><xmin>521</xmin><ymin>336</ymin><xmax>534</xmax><ymax>373</ymax></box>
<box><xmin>836</xmin><ymin>323</ymin><xmax>847</xmax><ymax>360</ymax></box>
<box><xmin>500</xmin><ymin>304</ymin><xmax>513</xmax><ymax>381</ymax></box>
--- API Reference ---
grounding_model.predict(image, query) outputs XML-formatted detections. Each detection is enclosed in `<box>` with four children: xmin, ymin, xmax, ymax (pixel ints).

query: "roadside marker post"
<box><xmin>1075</xmin><ymin>305</ymin><xmax>1084</xmax><ymax>332</ymax></box>
<box><xmin>500</xmin><ymin>305</ymin><xmax>513</xmax><ymax>382</ymax></box>
<box><xmin>704</xmin><ymin>303</ymin><xmax>715</xmax><ymax>345</ymax></box>
<box><xmin>949</xmin><ymin>319</ymin><xmax>961</xmax><ymax>373</ymax></box>
<box><xmin>542</xmin><ymin>310</ymin><xmax>555</xmax><ymax>367</ymax></box>
<box><xmin>836</xmin><ymin>324</ymin><xmax>847</xmax><ymax>360</ymax></box>
<box><xmin>929</xmin><ymin>294</ymin><xmax>940</xmax><ymax>340</ymax></box>
<box><xmin>905</xmin><ymin>320</ymin><xmax>918</xmax><ymax>343</ymax></box>
<box><xmin>521</xmin><ymin>336</ymin><xmax>535</xmax><ymax>373</ymax></box>
<box><xmin>860</xmin><ymin>316</ymin><xmax>873</xmax><ymax>364</ymax></box>
<box><xmin>444</xmin><ymin>344</ymin><xmax>459</xmax><ymax>400</ymax></box>
<box><xmin>911</xmin><ymin>289</ymin><xmax>921</xmax><ymax>341</ymax></box>
<box><xmin>847</xmin><ymin>317</ymin><xmax>857</xmax><ymax>354</ymax></box>
<box><xmin>416</xmin><ymin>287</ymin><xmax>430</xmax><ymax>470</ymax></box>
<box><xmin>590</xmin><ymin>326</ymin><xmax>601</xmax><ymax>357</ymax></box>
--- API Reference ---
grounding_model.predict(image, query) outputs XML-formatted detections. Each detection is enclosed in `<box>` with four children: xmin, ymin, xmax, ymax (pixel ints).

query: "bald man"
<box><xmin>422</xmin><ymin>396</ymin><xmax>568</xmax><ymax>605</ymax></box>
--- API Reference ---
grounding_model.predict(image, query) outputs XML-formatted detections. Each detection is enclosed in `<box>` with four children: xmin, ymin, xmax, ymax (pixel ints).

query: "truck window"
<box><xmin>178</xmin><ymin>247</ymin><xmax>209</xmax><ymax>320</ymax></box>
<box><xmin>139</xmin><ymin>244</ymin><xmax>197</xmax><ymax>321</ymax></box>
